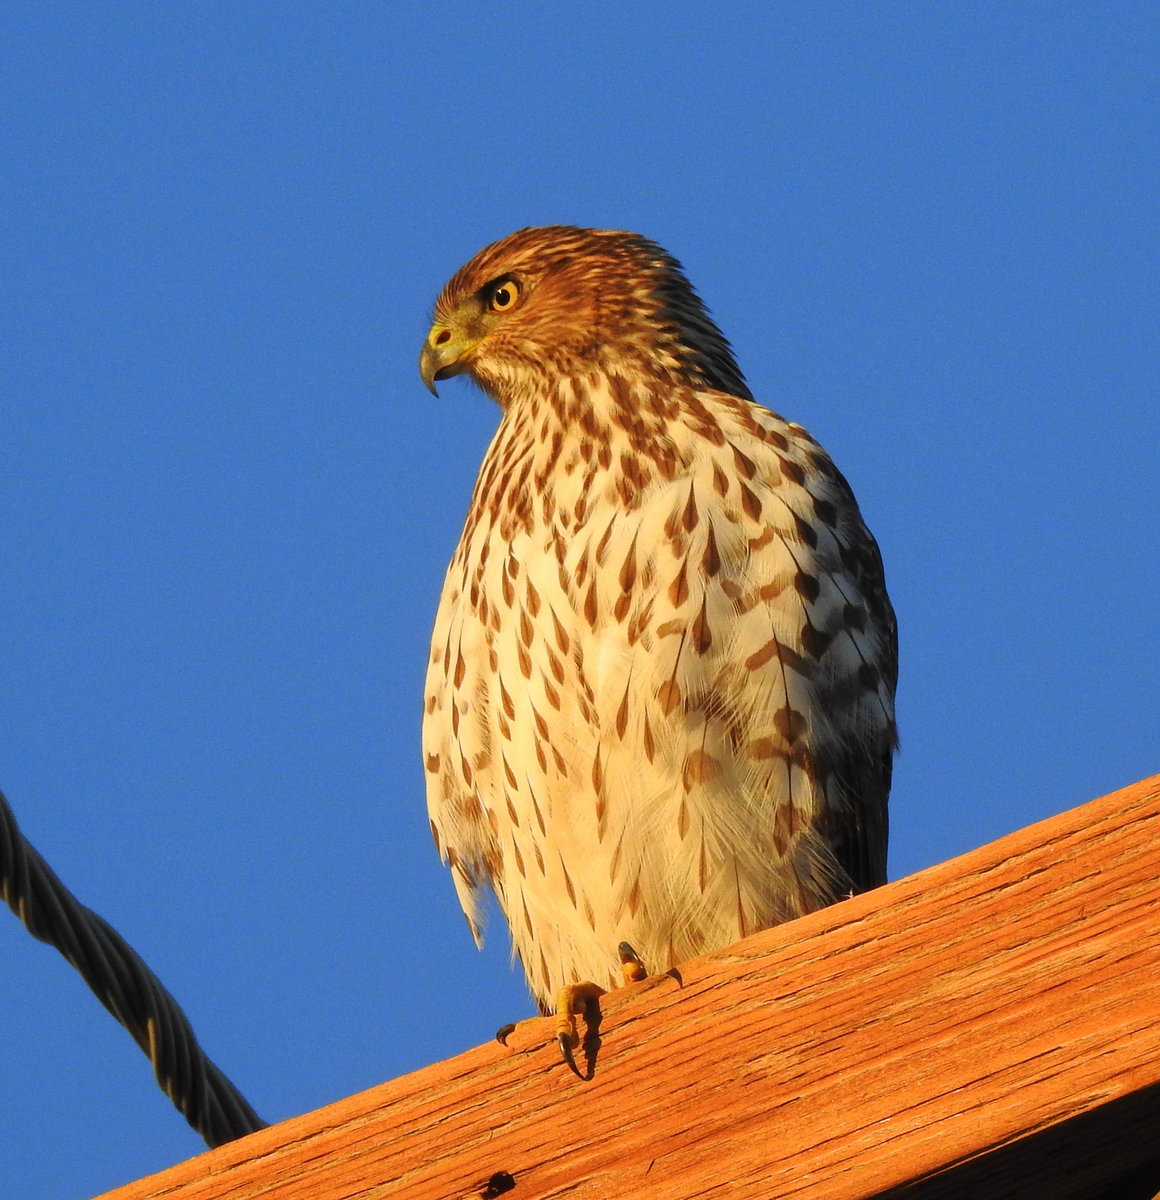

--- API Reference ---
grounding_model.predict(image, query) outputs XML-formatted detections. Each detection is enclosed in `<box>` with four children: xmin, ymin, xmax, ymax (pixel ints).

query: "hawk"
<box><xmin>419</xmin><ymin>226</ymin><xmax>897</xmax><ymax>1032</ymax></box>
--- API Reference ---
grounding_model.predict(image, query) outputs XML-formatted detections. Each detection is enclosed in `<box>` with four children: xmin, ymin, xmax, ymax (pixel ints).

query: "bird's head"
<box><xmin>419</xmin><ymin>226</ymin><xmax>751</xmax><ymax>404</ymax></box>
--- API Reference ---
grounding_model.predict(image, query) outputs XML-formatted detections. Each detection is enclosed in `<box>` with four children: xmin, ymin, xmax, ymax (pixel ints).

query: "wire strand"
<box><xmin>0</xmin><ymin>787</ymin><xmax>267</xmax><ymax>1148</ymax></box>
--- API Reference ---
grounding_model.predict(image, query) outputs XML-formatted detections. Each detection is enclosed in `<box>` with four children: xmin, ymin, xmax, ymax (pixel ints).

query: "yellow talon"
<box><xmin>555</xmin><ymin>981</ymin><xmax>606</xmax><ymax>1050</ymax></box>
<box><xmin>555</xmin><ymin>981</ymin><xmax>608</xmax><ymax>1078</ymax></box>
<box><xmin>618</xmin><ymin>941</ymin><xmax>648</xmax><ymax>985</ymax></box>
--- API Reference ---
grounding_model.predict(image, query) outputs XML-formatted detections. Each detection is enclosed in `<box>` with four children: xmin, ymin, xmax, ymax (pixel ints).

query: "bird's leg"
<box><xmin>555</xmin><ymin>943</ymin><xmax>649</xmax><ymax>1078</ymax></box>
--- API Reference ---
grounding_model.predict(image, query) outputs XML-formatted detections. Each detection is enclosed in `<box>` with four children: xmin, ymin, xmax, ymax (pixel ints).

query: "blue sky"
<box><xmin>2</xmin><ymin>5</ymin><xmax>1157</xmax><ymax>1197</ymax></box>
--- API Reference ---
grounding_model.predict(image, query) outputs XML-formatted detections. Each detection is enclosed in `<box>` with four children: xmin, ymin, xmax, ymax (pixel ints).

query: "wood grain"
<box><xmin>95</xmin><ymin>774</ymin><xmax>1160</xmax><ymax>1200</ymax></box>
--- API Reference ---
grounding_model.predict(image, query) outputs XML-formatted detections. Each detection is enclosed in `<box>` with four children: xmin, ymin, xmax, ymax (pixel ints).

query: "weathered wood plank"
<box><xmin>96</xmin><ymin>775</ymin><xmax>1160</xmax><ymax>1200</ymax></box>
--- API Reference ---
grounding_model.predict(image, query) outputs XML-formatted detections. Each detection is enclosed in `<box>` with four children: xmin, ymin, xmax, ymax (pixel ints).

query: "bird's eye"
<box><xmin>488</xmin><ymin>278</ymin><xmax>520</xmax><ymax>312</ymax></box>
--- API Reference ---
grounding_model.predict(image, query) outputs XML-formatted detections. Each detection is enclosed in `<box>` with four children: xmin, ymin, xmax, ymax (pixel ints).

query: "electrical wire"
<box><xmin>0</xmin><ymin>787</ymin><xmax>268</xmax><ymax>1148</ymax></box>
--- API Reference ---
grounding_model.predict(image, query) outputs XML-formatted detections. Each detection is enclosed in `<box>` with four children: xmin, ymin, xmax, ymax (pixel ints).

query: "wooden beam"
<box><xmin>96</xmin><ymin>775</ymin><xmax>1160</xmax><ymax>1200</ymax></box>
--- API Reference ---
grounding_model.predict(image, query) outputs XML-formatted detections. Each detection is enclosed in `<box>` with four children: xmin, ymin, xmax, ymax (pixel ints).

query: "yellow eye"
<box><xmin>488</xmin><ymin>278</ymin><xmax>520</xmax><ymax>312</ymax></box>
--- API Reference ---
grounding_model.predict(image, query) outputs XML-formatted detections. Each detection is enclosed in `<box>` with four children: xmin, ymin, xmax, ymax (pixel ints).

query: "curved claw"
<box><xmin>495</xmin><ymin>1022</ymin><xmax>517</xmax><ymax>1046</ymax></box>
<box><xmin>558</xmin><ymin>1032</ymin><xmax>586</xmax><ymax>1079</ymax></box>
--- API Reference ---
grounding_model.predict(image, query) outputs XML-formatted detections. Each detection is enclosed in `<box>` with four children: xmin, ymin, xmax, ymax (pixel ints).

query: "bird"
<box><xmin>419</xmin><ymin>226</ymin><xmax>897</xmax><ymax>1046</ymax></box>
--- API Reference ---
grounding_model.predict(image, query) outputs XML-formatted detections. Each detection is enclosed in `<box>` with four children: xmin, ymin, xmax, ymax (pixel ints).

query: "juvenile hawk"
<box><xmin>419</xmin><ymin>226</ymin><xmax>897</xmax><ymax>1022</ymax></box>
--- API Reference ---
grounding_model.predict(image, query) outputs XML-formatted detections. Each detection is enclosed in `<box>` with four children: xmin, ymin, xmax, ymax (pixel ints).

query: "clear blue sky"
<box><xmin>2</xmin><ymin>5</ymin><xmax>1157</xmax><ymax>1197</ymax></box>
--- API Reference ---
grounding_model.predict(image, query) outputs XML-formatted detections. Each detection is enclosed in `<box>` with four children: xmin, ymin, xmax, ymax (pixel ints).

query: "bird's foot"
<box><xmin>555</xmin><ymin>981</ymin><xmax>606</xmax><ymax>1078</ymax></box>
<box><xmin>497</xmin><ymin>943</ymin><xmax>662</xmax><ymax>1078</ymax></box>
<box><xmin>617</xmin><ymin>940</ymin><xmax>648</xmax><ymax>984</ymax></box>
<box><xmin>555</xmin><ymin>943</ymin><xmax>650</xmax><ymax>1079</ymax></box>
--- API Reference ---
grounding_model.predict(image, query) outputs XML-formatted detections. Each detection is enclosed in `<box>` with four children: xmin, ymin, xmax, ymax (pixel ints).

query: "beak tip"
<box><xmin>418</xmin><ymin>344</ymin><xmax>441</xmax><ymax>395</ymax></box>
<box><xmin>420</xmin><ymin>328</ymin><xmax>474</xmax><ymax>395</ymax></box>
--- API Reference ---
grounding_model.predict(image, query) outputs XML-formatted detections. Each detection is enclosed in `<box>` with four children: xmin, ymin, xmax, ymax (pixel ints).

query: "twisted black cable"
<box><xmin>0</xmin><ymin>787</ymin><xmax>268</xmax><ymax>1148</ymax></box>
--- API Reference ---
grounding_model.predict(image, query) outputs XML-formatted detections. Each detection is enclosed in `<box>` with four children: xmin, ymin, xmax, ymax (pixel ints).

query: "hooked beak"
<box><xmin>419</xmin><ymin>325</ymin><xmax>479</xmax><ymax>395</ymax></box>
